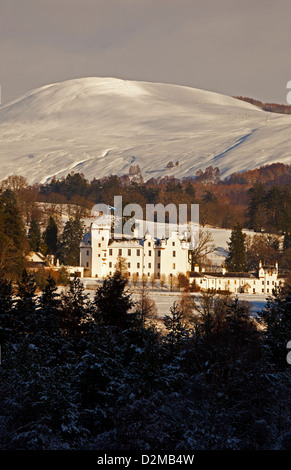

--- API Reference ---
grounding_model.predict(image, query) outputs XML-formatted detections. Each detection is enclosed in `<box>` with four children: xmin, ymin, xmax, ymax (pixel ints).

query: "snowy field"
<box><xmin>1</xmin><ymin>77</ymin><xmax>291</xmax><ymax>184</ymax></box>
<box><xmin>77</xmin><ymin>280</ymin><xmax>268</xmax><ymax>318</ymax></box>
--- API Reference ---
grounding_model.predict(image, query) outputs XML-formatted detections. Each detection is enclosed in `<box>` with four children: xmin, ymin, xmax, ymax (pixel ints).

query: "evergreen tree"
<box><xmin>164</xmin><ymin>302</ymin><xmax>188</xmax><ymax>357</ymax></box>
<box><xmin>264</xmin><ymin>185</ymin><xmax>284</xmax><ymax>231</ymax></box>
<box><xmin>43</xmin><ymin>216</ymin><xmax>58</xmax><ymax>255</ymax></box>
<box><xmin>247</xmin><ymin>182</ymin><xmax>266</xmax><ymax>231</ymax></box>
<box><xmin>28</xmin><ymin>218</ymin><xmax>41</xmax><ymax>252</ymax></box>
<box><xmin>0</xmin><ymin>277</ymin><xmax>14</xmax><ymax>343</ymax></box>
<box><xmin>283</xmin><ymin>232</ymin><xmax>291</xmax><ymax>251</ymax></box>
<box><xmin>184</xmin><ymin>182</ymin><xmax>196</xmax><ymax>199</ymax></box>
<box><xmin>60</xmin><ymin>276</ymin><xmax>90</xmax><ymax>341</ymax></box>
<box><xmin>225</xmin><ymin>223</ymin><xmax>247</xmax><ymax>272</ymax></box>
<box><xmin>0</xmin><ymin>189</ymin><xmax>27</xmax><ymax>277</ymax></box>
<box><xmin>93</xmin><ymin>271</ymin><xmax>134</xmax><ymax>329</ymax></box>
<box><xmin>58</xmin><ymin>217</ymin><xmax>84</xmax><ymax>265</ymax></box>
<box><xmin>257</xmin><ymin>285</ymin><xmax>291</xmax><ymax>369</ymax></box>
<box><xmin>15</xmin><ymin>269</ymin><xmax>38</xmax><ymax>336</ymax></box>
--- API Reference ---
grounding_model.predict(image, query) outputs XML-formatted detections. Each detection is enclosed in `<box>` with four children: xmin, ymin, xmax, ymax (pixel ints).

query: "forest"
<box><xmin>0</xmin><ymin>163</ymin><xmax>291</xmax><ymax>453</ymax></box>
<box><xmin>0</xmin><ymin>163</ymin><xmax>291</xmax><ymax>281</ymax></box>
<box><xmin>234</xmin><ymin>96</ymin><xmax>291</xmax><ymax>114</ymax></box>
<box><xmin>0</xmin><ymin>269</ymin><xmax>290</xmax><ymax>451</ymax></box>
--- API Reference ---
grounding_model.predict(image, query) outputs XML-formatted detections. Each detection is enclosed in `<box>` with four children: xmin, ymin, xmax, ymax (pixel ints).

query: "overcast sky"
<box><xmin>1</xmin><ymin>0</ymin><xmax>291</xmax><ymax>104</ymax></box>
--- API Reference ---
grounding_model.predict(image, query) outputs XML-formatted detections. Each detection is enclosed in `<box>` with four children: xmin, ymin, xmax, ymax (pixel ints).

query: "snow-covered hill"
<box><xmin>0</xmin><ymin>77</ymin><xmax>290</xmax><ymax>184</ymax></box>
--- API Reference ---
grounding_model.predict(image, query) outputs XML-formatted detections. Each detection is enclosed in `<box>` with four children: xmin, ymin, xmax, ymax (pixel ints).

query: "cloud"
<box><xmin>1</xmin><ymin>0</ymin><xmax>291</xmax><ymax>103</ymax></box>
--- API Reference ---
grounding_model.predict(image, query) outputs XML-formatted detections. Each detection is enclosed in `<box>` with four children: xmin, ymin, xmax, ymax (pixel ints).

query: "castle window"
<box><xmin>158</xmin><ymin>250</ymin><xmax>161</xmax><ymax>257</ymax></box>
<box><xmin>148</xmin><ymin>242</ymin><xmax>151</xmax><ymax>247</ymax></box>
<box><xmin>158</xmin><ymin>263</ymin><xmax>160</xmax><ymax>269</ymax></box>
<box><xmin>98</xmin><ymin>243</ymin><xmax>101</xmax><ymax>247</ymax></box>
<box><xmin>102</xmin><ymin>237</ymin><xmax>104</xmax><ymax>241</ymax></box>
<box><xmin>137</xmin><ymin>262</ymin><xmax>140</xmax><ymax>268</ymax></box>
<box><xmin>128</xmin><ymin>262</ymin><xmax>131</xmax><ymax>268</ymax></box>
<box><xmin>87</xmin><ymin>250</ymin><xmax>89</xmax><ymax>256</ymax></box>
<box><xmin>137</xmin><ymin>249</ymin><xmax>140</xmax><ymax>256</ymax></box>
<box><xmin>172</xmin><ymin>263</ymin><xmax>176</xmax><ymax>269</ymax></box>
<box><xmin>86</xmin><ymin>262</ymin><xmax>89</xmax><ymax>267</ymax></box>
<box><xmin>109</xmin><ymin>249</ymin><xmax>112</xmax><ymax>256</ymax></box>
<box><xmin>128</xmin><ymin>249</ymin><xmax>131</xmax><ymax>256</ymax></box>
<box><xmin>173</xmin><ymin>251</ymin><xmax>176</xmax><ymax>257</ymax></box>
<box><xmin>149</xmin><ymin>250</ymin><xmax>152</xmax><ymax>256</ymax></box>
<box><xmin>119</xmin><ymin>249</ymin><xmax>122</xmax><ymax>256</ymax></box>
<box><xmin>172</xmin><ymin>242</ymin><xmax>175</xmax><ymax>246</ymax></box>
<box><xmin>148</xmin><ymin>263</ymin><xmax>151</xmax><ymax>268</ymax></box>
<box><xmin>109</xmin><ymin>262</ymin><xmax>112</xmax><ymax>268</ymax></box>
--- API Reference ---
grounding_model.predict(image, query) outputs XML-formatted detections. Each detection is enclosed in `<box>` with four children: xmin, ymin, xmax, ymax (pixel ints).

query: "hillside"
<box><xmin>0</xmin><ymin>77</ymin><xmax>291</xmax><ymax>184</ymax></box>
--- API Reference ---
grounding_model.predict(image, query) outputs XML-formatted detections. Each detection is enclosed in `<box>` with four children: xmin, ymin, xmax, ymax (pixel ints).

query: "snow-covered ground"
<box><xmin>77</xmin><ymin>279</ymin><xmax>268</xmax><ymax>318</ymax></box>
<box><xmin>0</xmin><ymin>77</ymin><xmax>291</xmax><ymax>184</ymax></box>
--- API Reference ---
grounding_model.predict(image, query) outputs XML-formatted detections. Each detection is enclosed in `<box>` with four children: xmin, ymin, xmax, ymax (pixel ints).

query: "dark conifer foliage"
<box><xmin>0</xmin><ymin>189</ymin><xmax>28</xmax><ymax>277</ymax></box>
<box><xmin>43</xmin><ymin>216</ymin><xmax>58</xmax><ymax>255</ymax></box>
<box><xmin>225</xmin><ymin>223</ymin><xmax>247</xmax><ymax>272</ymax></box>
<box><xmin>27</xmin><ymin>218</ymin><xmax>41</xmax><ymax>252</ymax></box>
<box><xmin>58</xmin><ymin>217</ymin><xmax>84</xmax><ymax>266</ymax></box>
<box><xmin>93</xmin><ymin>271</ymin><xmax>134</xmax><ymax>330</ymax></box>
<box><xmin>0</xmin><ymin>272</ymin><xmax>290</xmax><ymax>451</ymax></box>
<box><xmin>257</xmin><ymin>285</ymin><xmax>291</xmax><ymax>369</ymax></box>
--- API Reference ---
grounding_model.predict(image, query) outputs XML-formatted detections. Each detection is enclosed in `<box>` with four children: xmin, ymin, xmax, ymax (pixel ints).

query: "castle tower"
<box><xmin>91</xmin><ymin>221</ymin><xmax>110</xmax><ymax>277</ymax></box>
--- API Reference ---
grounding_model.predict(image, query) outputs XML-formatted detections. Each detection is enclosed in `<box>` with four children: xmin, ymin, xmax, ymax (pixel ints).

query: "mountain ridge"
<box><xmin>0</xmin><ymin>77</ymin><xmax>290</xmax><ymax>184</ymax></box>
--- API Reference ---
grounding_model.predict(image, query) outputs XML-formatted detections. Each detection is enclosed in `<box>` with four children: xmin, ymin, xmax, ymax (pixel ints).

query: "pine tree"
<box><xmin>43</xmin><ymin>216</ymin><xmax>58</xmax><ymax>255</ymax></box>
<box><xmin>247</xmin><ymin>182</ymin><xmax>267</xmax><ymax>231</ymax></box>
<box><xmin>28</xmin><ymin>218</ymin><xmax>41</xmax><ymax>252</ymax></box>
<box><xmin>164</xmin><ymin>302</ymin><xmax>188</xmax><ymax>357</ymax></box>
<box><xmin>15</xmin><ymin>269</ymin><xmax>38</xmax><ymax>336</ymax></box>
<box><xmin>225</xmin><ymin>223</ymin><xmax>247</xmax><ymax>272</ymax></box>
<box><xmin>93</xmin><ymin>271</ymin><xmax>134</xmax><ymax>329</ymax></box>
<box><xmin>58</xmin><ymin>217</ymin><xmax>84</xmax><ymax>265</ymax></box>
<box><xmin>60</xmin><ymin>276</ymin><xmax>90</xmax><ymax>341</ymax></box>
<box><xmin>283</xmin><ymin>232</ymin><xmax>291</xmax><ymax>251</ymax></box>
<box><xmin>0</xmin><ymin>277</ymin><xmax>14</xmax><ymax>343</ymax></box>
<box><xmin>0</xmin><ymin>189</ymin><xmax>27</xmax><ymax>277</ymax></box>
<box><xmin>257</xmin><ymin>285</ymin><xmax>291</xmax><ymax>369</ymax></box>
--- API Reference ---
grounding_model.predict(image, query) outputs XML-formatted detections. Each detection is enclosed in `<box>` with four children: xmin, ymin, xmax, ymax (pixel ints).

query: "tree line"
<box><xmin>0</xmin><ymin>166</ymin><xmax>290</xmax><ymax>281</ymax></box>
<box><xmin>0</xmin><ymin>188</ymin><xmax>84</xmax><ymax>281</ymax></box>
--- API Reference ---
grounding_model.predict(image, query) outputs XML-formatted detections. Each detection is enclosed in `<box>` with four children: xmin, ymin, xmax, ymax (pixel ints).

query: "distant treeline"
<box><xmin>234</xmin><ymin>96</ymin><xmax>291</xmax><ymax>114</ymax></box>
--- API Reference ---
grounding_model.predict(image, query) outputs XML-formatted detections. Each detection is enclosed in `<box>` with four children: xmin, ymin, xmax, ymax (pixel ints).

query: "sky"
<box><xmin>1</xmin><ymin>0</ymin><xmax>291</xmax><ymax>104</ymax></box>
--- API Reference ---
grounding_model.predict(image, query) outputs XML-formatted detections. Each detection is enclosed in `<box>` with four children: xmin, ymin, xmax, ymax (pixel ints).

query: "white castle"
<box><xmin>80</xmin><ymin>216</ymin><xmax>285</xmax><ymax>294</ymax></box>
<box><xmin>80</xmin><ymin>216</ymin><xmax>191</xmax><ymax>281</ymax></box>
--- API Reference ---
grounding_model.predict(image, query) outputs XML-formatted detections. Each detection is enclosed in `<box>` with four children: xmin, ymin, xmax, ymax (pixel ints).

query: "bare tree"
<box><xmin>190</xmin><ymin>229</ymin><xmax>216</xmax><ymax>268</ymax></box>
<box><xmin>150</xmin><ymin>273</ymin><xmax>156</xmax><ymax>289</ymax></box>
<box><xmin>135</xmin><ymin>286</ymin><xmax>157</xmax><ymax>324</ymax></box>
<box><xmin>159</xmin><ymin>273</ymin><xmax>166</xmax><ymax>289</ymax></box>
